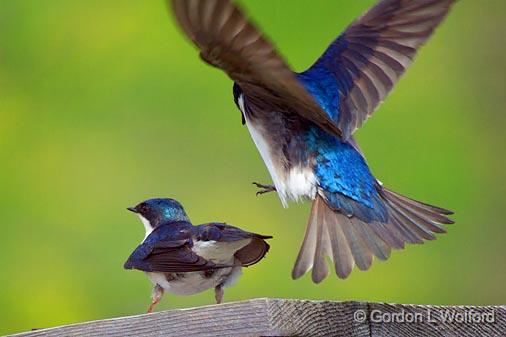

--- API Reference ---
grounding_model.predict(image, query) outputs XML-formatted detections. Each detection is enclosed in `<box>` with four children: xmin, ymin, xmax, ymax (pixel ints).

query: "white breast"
<box><xmin>239</xmin><ymin>95</ymin><xmax>317</xmax><ymax>206</ymax></box>
<box><xmin>138</xmin><ymin>214</ymin><xmax>153</xmax><ymax>242</ymax></box>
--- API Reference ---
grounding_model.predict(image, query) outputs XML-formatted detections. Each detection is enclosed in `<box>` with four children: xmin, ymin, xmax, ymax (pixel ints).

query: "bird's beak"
<box><xmin>127</xmin><ymin>206</ymin><xmax>137</xmax><ymax>213</ymax></box>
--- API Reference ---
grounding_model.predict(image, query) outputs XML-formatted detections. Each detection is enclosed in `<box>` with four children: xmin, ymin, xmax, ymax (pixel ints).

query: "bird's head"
<box><xmin>127</xmin><ymin>198</ymin><xmax>190</xmax><ymax>232</ymax></box>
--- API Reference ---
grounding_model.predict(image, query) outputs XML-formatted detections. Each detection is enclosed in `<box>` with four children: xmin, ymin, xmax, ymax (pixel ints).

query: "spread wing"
<box><xmin>301</xmin><ymin>0</ymin><xmax>455</xmax><ymax>139</ymax></box>
<box><xmin>169</xmin><ymin>0</ymin><xmax>342</xmax><ymax>138</ymax></box>
<box><xmin>124</xmin><ymin>225</ymin><xmax>217</xmax><ymax>273</ymax></box>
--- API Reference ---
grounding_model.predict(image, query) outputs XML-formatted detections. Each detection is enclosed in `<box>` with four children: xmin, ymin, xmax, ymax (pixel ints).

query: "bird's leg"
<box><xmin>215</xmin><ymin>284</ymin><xmax>224</xmax><ymax>304</ymax></box>
<box><xmin>147</xmin><ymin>284</ymin><xmax>164</xmax><ymax>313</ymax></box>
<box><xmin>253</xmin><ymin>182</ymin><xmax>276</xmax><ymax>196</ymax></box>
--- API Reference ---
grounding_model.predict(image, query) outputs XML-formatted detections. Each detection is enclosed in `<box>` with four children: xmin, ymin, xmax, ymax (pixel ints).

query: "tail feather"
<box><xmin>387</xmin><ymin>206</ymin><xmax>426</xmax><ymax>244</ymax></box>
<box><xmin>292</xmin><ymin>188</ymin><xmax>454</xmax><ymax>281</ymax></box>
<box><xmin>324</xmin><ymin>209</ymin><xmax>354</xmax><ymax>279</ymax></box>
<box><xmin>312</xmin><ymin>204</ymin><xmax>330</xmax><ymax>283</ymax></box>
<box><xmin>391</xmin><ymin>200</ymin><xmax>446</xmax><ymax>235</ymax></box>
<box><xmin>393</xmin><ymin>201</ymin><xmax>447</xmax><ymax>234</ymax></box>
<box><xmin>383</xmin><ymin>188</ymin><xmax>454</xmax><ymax>216</ymax></box>
<box><xmin>388</xmin><ymin>204</ymin><xmax>436</xmax><ymax>241</ymax></box>
<box><xmin>369</xmin><ymin>221</ymin><xmax>405</xmax><ymax>250</ymax></box>
<box><xmin>383</xmin><ymin>188</ymin><xmax>453</xmax><ymax>231</ymax></box>
<box><xmin>340</xmin><ymin>216</ymin><xmax>373</xmax><ymax>271</ymax></box>
<box><xmin>352</xmin><ymin>217</ymin><xmax>391</xmax><ymax>261</ymax></box>
<box><xmin>291</xmin><ymin>199</ymin><xmax>319</xmax><ymax>279</ymax></box>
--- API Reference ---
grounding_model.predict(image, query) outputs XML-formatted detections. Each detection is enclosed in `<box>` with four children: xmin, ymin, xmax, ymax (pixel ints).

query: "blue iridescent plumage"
<box><xmin>297</xmin><ymin>42</ymin><xmax>391</xmax><ymax>223</ymax></box>
<box><xmin>170</xmin><ymin>0</ymin><xmax>455</xmax><ymax>282</ymax></box>
<box><xmin>124</xmin><ymin>198</ymin><xmax>272</xmax><ymax>310</ymax></box>
<box><xmin>124</xmin><ymin>198</ymin><xmax>272</xmax><ymax>272</ymax></box>
<box><xmin>305</xmin><ymin>126</ymin><xmax>387</xmax><ymax>223</ymax></box>
<box><xmin>297</xmin><ymin>71</ymin><xmax>341</xmax><ymax>120</ymax></box>
<box><xmin>125</xmin><ymin>221</ymin><xmax>194</xmax><ymax>272</ymax></box>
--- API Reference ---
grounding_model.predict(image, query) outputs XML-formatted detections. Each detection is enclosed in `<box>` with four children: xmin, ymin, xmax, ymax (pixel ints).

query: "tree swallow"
<box><xmin>169</xmin><ymin>0</ymin><xmax>455</xmax><ymax>282</ymax></box>
<box><xmin>124</xmin><ymin>198</ymin><xmax>272</xmax><ymax>312</ymax></box>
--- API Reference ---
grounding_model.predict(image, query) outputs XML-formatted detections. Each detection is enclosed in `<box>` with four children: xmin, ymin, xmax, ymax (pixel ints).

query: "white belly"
<box><xmin>145</xmin><ymin>239</ymin><xmax>248</xmax><ymax>296</ymax></box>
<box><xmin>240</xmin><ymin>96</ymin><xmax>316</xmax><ymax>206</ymax></box>
<box><xmin>146</xmin><ymin>265</ymin><xmax>242</xmax><ymax>296</ymax></box>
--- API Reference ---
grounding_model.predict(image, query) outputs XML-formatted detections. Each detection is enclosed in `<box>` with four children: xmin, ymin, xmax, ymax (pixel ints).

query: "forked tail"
<box><xmin>292</xmin><ymin>188</ymin><xmax>454</xmax><ymax>283</ymax></box>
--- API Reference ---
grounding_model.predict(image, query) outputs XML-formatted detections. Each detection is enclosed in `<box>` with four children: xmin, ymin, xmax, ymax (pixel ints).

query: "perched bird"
<box><xmin>124</xmin><ymin>198</ymin><xmax>271</xmax><ymax>312</ymax></box>
<box><xmin>169</xmin><ymin>0</ymin><xmax>455</xmax><ymax>282</ymax></box>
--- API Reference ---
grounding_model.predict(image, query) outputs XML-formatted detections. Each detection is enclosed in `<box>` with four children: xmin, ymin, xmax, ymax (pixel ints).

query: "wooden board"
<box><xmin>6</xmin><ymin>298</ymin><xmax>505</xmax><ymax>337</ymax></box>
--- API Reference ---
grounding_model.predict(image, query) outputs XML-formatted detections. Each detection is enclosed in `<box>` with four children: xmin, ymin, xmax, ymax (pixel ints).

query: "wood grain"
<box><xmin>5</xmin><ymin>298</ymin><xmax>505</xmax><ymax>337</ymax></box>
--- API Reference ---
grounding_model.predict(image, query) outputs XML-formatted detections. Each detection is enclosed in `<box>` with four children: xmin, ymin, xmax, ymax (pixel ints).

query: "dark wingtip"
<box><xmin>431</xmin><ymin>205</ymin><xmax>454</xmax><ymax>216</ymax></box>
<box><xmin>433</xmin><ymin>206</ymin><xmax>455</xmax><ymax>216</ymax></box>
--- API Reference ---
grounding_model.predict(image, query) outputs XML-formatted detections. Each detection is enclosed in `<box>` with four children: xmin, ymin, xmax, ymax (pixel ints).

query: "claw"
<box><xmin>253</xmin><ymin>182</ymin><xmax>276</xmax><ymax>196</ymax></box>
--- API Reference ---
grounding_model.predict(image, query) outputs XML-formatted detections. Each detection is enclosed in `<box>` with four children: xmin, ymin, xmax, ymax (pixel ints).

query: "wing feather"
<box><xmin>301</xmin><ymin>0</ymin><xmax>455</xmax><ymax>139</ymax></box>
<box><xmin>124</xmin><ymin>239</ymin><xmax>218</xmax><ymax>273</ymax></box>
<box><xmin>169</xmin><ymin>0</ymin><xmax>342</xmax><ymax>137</ymax></box>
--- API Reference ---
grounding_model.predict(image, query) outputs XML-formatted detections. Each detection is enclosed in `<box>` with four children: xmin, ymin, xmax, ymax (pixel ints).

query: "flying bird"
<box><xmin>124</xmin><ymin>198</ymin><xmax>271</xmax><ymax>312</ymax></box>
<box><xmin>168</xmin><ymin>0</ymin><xmax>455</xmax><ymax>282</ymax></box>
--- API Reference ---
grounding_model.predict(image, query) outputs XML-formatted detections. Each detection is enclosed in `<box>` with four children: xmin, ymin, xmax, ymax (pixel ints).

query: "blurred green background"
<box><xmin>0</xmin><ymin>0</ymin><xmax>505</xmax><ymax>334</ymax></box>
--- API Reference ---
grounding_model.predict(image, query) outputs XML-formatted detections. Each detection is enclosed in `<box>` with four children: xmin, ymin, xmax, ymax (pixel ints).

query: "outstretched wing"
<box><xmin>301</xmin><ymin>0</ymin><xmax>455</xmax><ymax>139</ymax></box>
<box><xmin>169</xmin><ymin>0</ymin><xmax>342</xmax><ymax>138</ymax></box>
<box><xmin>124</xmin><ymin>225</ymin><xmax>217</xmax><ymax>272</ymax></box>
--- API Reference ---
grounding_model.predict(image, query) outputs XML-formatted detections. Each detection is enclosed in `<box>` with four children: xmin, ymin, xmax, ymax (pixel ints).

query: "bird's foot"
<box><xmin>253</xmin><ymin>182</ymin><xmax>276</xmax><ymax>196</ymax></box>
<box><xmin>147</xmin><ymin>301</ymin><xmax>158</xmax><ymax>314</ymax></box>
<box><xmin>147</xmin><ymin>284</ymin><xmax>164</xmax><ymax>313</ymax></box>
<box><xmin>215</xmin><ymin>284</ymin><xmax>224</xmax><ymax>304</ymax></box>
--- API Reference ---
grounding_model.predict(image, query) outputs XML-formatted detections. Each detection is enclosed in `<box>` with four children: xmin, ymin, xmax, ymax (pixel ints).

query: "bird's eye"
<box><xmin>140</xmin><ymin>204</ymin><xmax>148</xmax><ymax>212</ymax></box>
